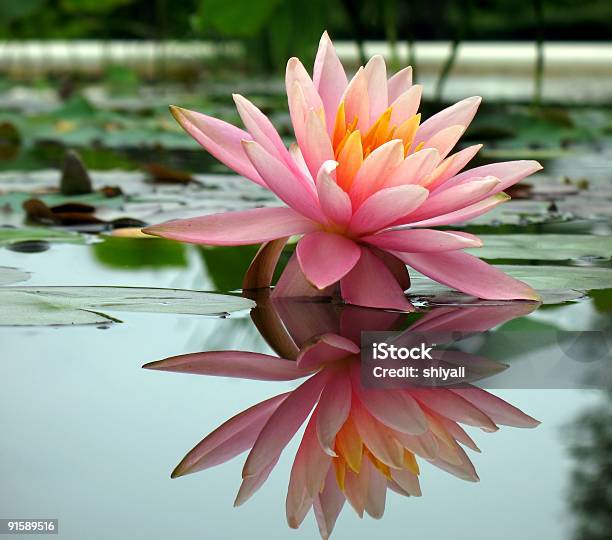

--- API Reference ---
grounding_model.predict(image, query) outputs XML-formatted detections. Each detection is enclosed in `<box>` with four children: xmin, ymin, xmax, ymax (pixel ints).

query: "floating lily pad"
<box><xmin>469</xmin><ymin>235</ymin><xmax>612</xmax><ymax>261</ymax></box>
<box><xmin>0</xmin><ymin>286</ymin><xmax>255</xmax><ymax>326</ymax></box>
<box><xmin>0</xmin><ymin>266</ymin><xmax>30</xmax><ymax>285</ymax></box>
<box><xmin>409</xmin><ymin>265</ymin><xmax>612</xmax><ymax>306</ymax></box>
<box><xmin>0</xmin><ymin>227</ymin><xmax>85</xmax><ymax>246</ymax></box>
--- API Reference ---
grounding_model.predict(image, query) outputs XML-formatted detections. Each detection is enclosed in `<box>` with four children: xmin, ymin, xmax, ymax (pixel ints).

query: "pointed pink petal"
<box><xmin>289</xmin><ymin>143</ymin><xmax>311</xmax><ymax>178</ymax></box>
<box><xmin>301</xmin><ymin>110</ymin><xmax>335</xmax><ymax>181</ymax></box>
<box><xmin>389</xmin><ymin>84</ymin><xmax>422</xmax><ymax>126</ymax></box>
<box><xmin>232</xmin><ymin>94</ymin><xmax>289</xmax><ymax>163</ymax></box>
<box><xmin>383</xmin><ymin>148</ymin><xmax>440</xmax><ymax>188</ymax></box>
<box><xmin>340</xmin><ymin>247</ymin><xmax>414</xmax><ymax>311</ymax></box>
<box><xmin>421</xmin><ymin>124</ymin><xmax>465</xmax><ymax>160</ymax></box>
<box><xmin>297</xmin><ymin>334</ymin><xmax>359</xmax><ymax>371</ymax></box>
<box><xmin>273</xmin><ymin>252</ymin><xmax>335</xmax><ymax>298</ymax></box>
<box><xmin>371</xmin><ymin>247</ymin><xmax>410</xmax><ymax>290</ymax></box>
<box><xmin>313</xmin><ymin>31</ymin><xmax>348</xmax><ymax>135</ymax></box>
<box><xmin>390</xmin><ymin>468</ymin><xmax>422</xmax><ymax>496</ymax></box>
<box><xmin>296</xmin><ymin>232</ymin><xmax>361</xmax><ymax>289</ymax></box>
<box><xmin>392</xmin><ymin>429</ymin><xmax>439</xmax><ymax>460</ymax></box>
<box><xmin>170</xmin><ymin>106</ymin><xmax>264</xmax><ymax>186</ymax></box>
<box><xmin>243</xmin><ymin>236</ymin><xmax>288</xmax><ymax>290</ymax></box>
<box><xmin>422</xmin><ymin>144</ymin><xmax>482</xmax><ymax>190</ymax></box>
<box><xmin>234</xmin><ymin>454</ymin><xmax>280</xmax><ymax>506</ymax></box>
<box><xmin>316</xmin><ymin>161</ymin><xmax>353</xmax><ymax>226</ymax></box>
<box><xmin>400</xmin><ymin>176</ymin><xmax>500</xmax><ymax>223</ymax></box>
<box><xmin>144</xmin><ymin>207</ymin><xmax>318</xmax><ymax>246</ymax></box>
<box><xmin>352</xmin><ymin>365</ymin><xmax>428</xmax><ymax>434</ymax></box>
<box><xmin>314</xmin><ymin>468</ymin><xmax>346</xmax><ymax>539</ymax></box>
<box><xmin>349</xmin><ymin>139</ymin><xmax>405</xmax><ymax>206</ymax></box>
<box><xmin>402</xmin><ymin>193</ymin><xmax>510</xmax><ymax>228</ymax></box>
<box><xmin>364</xmin><ymin>458</ymin><xmax>387</xmax><ymax>519</ymax></box>
<box><xmin>144</xmin><ymin>351</ymin><xmax>310</xmax><ymax>381</ymax></box>
<box><xmin>316</xmin><ymin>372</ymin><xmax>352</xmax><ymax>455</ymax></box>
<box><xmin>435</xmin><ymin>160</ymin><xmax>543</xmax><ymax>195</ymax></box>
<box><xmin>342</xmin><ymin>66</ymin><xmax>370</xmax><ymax>132</ymax></box>
<box><xmin>171</xmin><ymin>393</ymin><xmax>288</xmax><ymax>477</ymax></box>
<box><xmin>243</xmin><ymin>369</ymin><xmax>329</xmax><ymax>478</ymax></box>
<box><xmin>429</xmin><ymin>442</ymin><xmax>479</xmax><ymax>482</ymax></box>
<box><xmin>414</xmin><ymin>96</ymin><xmax>481</xmax><ymax>149</ymax></box>
<box><xmin>363</xmin><ymin>229</ymin><xmax>482</xmax><ymax>252</ymax></box>
<box><xmin>348</xmin><ymin>185</ymin><xmax>428</xmax><ymax>236</ymax></box>
<box><xmin>396</xmin><ymin>250</ymin><xmax>540</xmax><ymax>300</ymax></box>
<box><xmin>352</xmin><ymin>398</ymin><xmax>405</xmax><ymax>468</ymax></box>
<box><xmin>451</xmin><ymin>387</ymin><xmax>540</xmax><ymax>428</ymax></box>
<box><xmin>363</xmin><ymin>55</ymin><xmax>388</xmax><ymax>125</ymax></box>
<box><xmin>344</xmin><ymin>468</ymin><xmax>368</xmax><ymax>518</ymax></box>
<box><xmin>243</xmin><ymin>140</ymin><xmax>324</xmax><ymax>222</ymax></box>
<box><xmin>436</xmin><ymin>415</ymin><xmax>481</xmax><ymax>452</ymax></box>
<box><xmin>387</xmin><ymin>66</ymin><xmax>413</xmax><ymax>103</ymax></box>
<box><xmin>286</xmin><ymin>57</ymin><xmax>324</xmax><ymax>112</ymax></box>
<box><xmin>411</xmin><ymin>388</ymin><xmax>498</xmax><ymax>430</ymax></box>
<box><xmin>286</xmin><ymin>411</ymin><xmax>331</xmax><ymax>528</ymax></box>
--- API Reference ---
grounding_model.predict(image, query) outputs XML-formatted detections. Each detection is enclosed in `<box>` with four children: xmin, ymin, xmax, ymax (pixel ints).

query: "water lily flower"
<box><xmin>144</xmin><ymin>32</ymin><xmax>542</xmax><ymax>310</ymax></box>
<box><xmin>145</xmin><ymin>299</ymin><xmax>540</xmax><ymax>538</ymax></box>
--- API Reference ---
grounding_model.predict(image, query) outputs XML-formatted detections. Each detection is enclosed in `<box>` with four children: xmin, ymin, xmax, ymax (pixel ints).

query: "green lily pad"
<box><xmin>0</xmin><ymin>286</ymin><xmax>255</xmax><ymax>326</ymax></box>
<box><xmin>0</xmin><ymin>266</ymin><xmax>30</xmax><ymax>285</ymax></box>
<box><xmin>0</xmin><ymin>227</ymin><xmax>85</xmax><ymax>246</ymax></box>
<box><xmin>468</xmin><ymin>235</ymin><xmax>612</xmax><ymax>261</ymax></box>
<box><xmin>409</xmin><ymin>265</ymin><xmax>612</xmax><ymax>305</ymax></box>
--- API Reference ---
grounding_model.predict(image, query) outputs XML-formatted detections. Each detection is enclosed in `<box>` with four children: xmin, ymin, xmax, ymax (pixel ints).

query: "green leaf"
<box><xmin>197</xmin><ymin>0</ymin><xmax>283</xmax><ymax>37</ymax></box>
<box><xmin>92</xmin><ymin>237</ymin><xmax>188</xmax><ymax>269</ymax></box>
<box><xmin>0</xmin><ymin>286</ymin><xmax>255</xmax><ymax>326</ymax></box>
<box><xmin>468</xmin><ymin>235</ymin><xmax>612</xmax><ymax>261</ymax></box>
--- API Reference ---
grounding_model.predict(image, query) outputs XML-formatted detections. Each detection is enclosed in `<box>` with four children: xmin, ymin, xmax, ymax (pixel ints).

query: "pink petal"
<box><xmin>396</xmin><ymin>250</ymin><xmax>540</xmax><ymax>300</ymax></box>
<box><xmin>143</xmin><ymin>351</ymin><xmax>310</xmax><ymax>381</ymax></box>
<box><xmin>429</xmin><ymin>442</ymin><xmax>479</xmax><ymax>482</ymax></box>
<box><xmin>352</xmin><ymin>398</ymin><xmax>405</xmax><ymax>468</ymax></box>
<box><xmin>243</xmin><ymin>237</ymin><xmax>289</xmax><ymax>290</ymax></box>
<box><xmin>435</xmin><ymin>160</ymin><xmax>543</xmax><ymax>195</ymax></box>
<box><xmin>363</xmin><ymin>55</ymin><xmax>388</xmax><ymax>125</ymax></box>
<box><xmin>387</xmin><ymin>66</ymin><xmax>413</xmax><ymax>103</ymax></box>
<box><xmin>286</xmin><ymin>57</ymin><xmax>324</xmax><ymax>112</ymax></box>
<box><xmin>289</xmin><ymin>143</ymin><xmax>311</xmax><ymax>178</ymax></box>
<box><xmin>243</xmin><ymin>140</ymin><xmax>324</xmax><ymax>222</ymax></box>
<box><xmin>421</xmin><ymin>124</ymin><xmax>465</xmax><ymax>160</ymax></box>
<box><xmin>383</xmin><ymin>148</ymin><xmax>440</xmax><ymax>188</ymax></box>
<box><xmin>170</xmin><ymin>106</ymin><xmax>264</xmax><ymax>186</ymax></box>
<box><xmin>340</xmin><ymin>247</ymin><xmax>414</xmax><ymax>311</ymax></box>
<box><xmin>273</xmin><ymin>252</ymin><xmax>335</xmax><ymax>298</ymax></box>
<box><xmin>411</xmin><ymin>388</ymin><xmax>498</xmax><ymax>431</ymax></box>
<box><xmin>400</xmin><ymin>176</ymin><xmax>500</xmax><ymax>223</ymax></box>
<box><xmin>316</xmin><ymin>371</ymin><xmax>353</xmax><ymax>455</ymax></box>
<box><xmin>342</xmin><ymin>66</ymin><xmax>370</xmax><ymax>132</ymax></box>
<box><xmin>301</xmin><ymin>110</ymin><xmax>336</xmax><ymax>181</ymax></box>
<box><xmin>344</xmin><ymin>468</ymin><xmax>368</xmax><ymax>518</ymax></box>
<box><xmin>451</xmin><ymin>387</ymin><xmax>540</xmax><ymax>428</ymax></box>
<box><xmin>389</xmin><ymin>85</ymin><xmax>423</xmax><ymax>126</ymax></box>
<box><xmin>232</xmin><ymin>94</ymin><xmax>289</xmax><ymax>163</ymax></box>
<box><xmin>313</xmin><ymin>31</ymin><xmax>349</xmax><ymax>135</ymax></box>
<box><xmin>414</xmin><ymin>96</ymin><xmax>481</xmax><ymax>149</ymax></box>
<box><xmin>314</xmin><ymin>469</ymin><xmax>346</xmax><ymax>539</ymax></box>
<box><xmin>371</xmin><ymin>248</ymin><xmax>410</xmax><ymax>291</ymax></box>
<box><xmin>403</xmin><ymin>193</ymin><xmax>510</xmax><ymax>228</ymax></box>
<box><xmin>364</xmin><ymin>458</ymin><xmax>387</xmax><ymax>519</ymax></box>
<box><xmin>390</xmin><ymin>468</ymin><xmax>421</xmax><ymax>497</ymax></box>
<box><xmin>143</xmin><ymin>207</ymin><xmax>318</xmax><ymax>246</ymax></box>
<box><xmin>171</xmin><ymin>393</ymin><xmax>288</xmax><ymax>477</ymax></box>
<box><xmin>296</xmin><ymin>231</ymin><xmax>361</xmax><ymax>289</ymax></box>
<box><xmin>422</xmin><ymin>144</ymin><xmax>482</xmax><ymax>190</ymax></box>
<box><xmin>348</xmin><ymin>185</ymin><xmax>429</xmax><ymax>236</ymax></box>
<box><xmin>243</xmin><ymin>370</ymin><xmax>329</xmax><ymax>478</ymax></box>
<box><xmin>349</xmin><ymin>139</ymin><xmax>405</xmax><ymax>206</ymax></box>
<box><xmin>316</xmin><ymin>161</ymin><xmax>353</xmax><ymax>226</ymax></box>
<box><xmin>297</xmin><ymin>334</ymin><xmax>359</xmax><ymax>371</ymax></box>
<box><xmin>234</xmin><ymin>454</ymin><xmax>280</xmax><ymax>506</ymax></box>
<box><xmin>363</xmin><ymin>229</ymin><xmax>482</xmax><ymax>252</ymax></box>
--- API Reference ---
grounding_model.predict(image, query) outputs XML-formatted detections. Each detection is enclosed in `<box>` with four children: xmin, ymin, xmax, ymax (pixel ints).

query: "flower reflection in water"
<box><xmin>145</xmin><ymin>298</ymin><xmax>540</xmax><ymax>538</ymax></box>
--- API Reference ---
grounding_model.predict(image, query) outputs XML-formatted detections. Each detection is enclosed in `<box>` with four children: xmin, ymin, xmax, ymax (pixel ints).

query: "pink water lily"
<box><xmin>144</xmin><ymin>299</ymin><xmax>540</xmax><ymax>538</ymax></box>
<box><xmin>143</xmin><ymin>32</ymin><xmax>542</xmax><ymax>310</ymax></box>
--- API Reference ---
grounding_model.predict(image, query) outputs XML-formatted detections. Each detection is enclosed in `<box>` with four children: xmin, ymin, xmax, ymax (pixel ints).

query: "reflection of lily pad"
<box><xmin>0</xmin><ymin>287</ymin><xmax>255</xmax><ymax>326</ymax></box>
<box><xmin>409</xmin><ymin>265</ymin><xmax>612</xmax><ymax>305</ymax></box>
<box><xmin>0</xmin><ymin>266</ymin><xmax>30</xmax><ymax>285</ymax></box>
<box><xmin>469</xmin><ymin>235</ymin><xmax>612</xmax><ymax>261</ymax></box>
